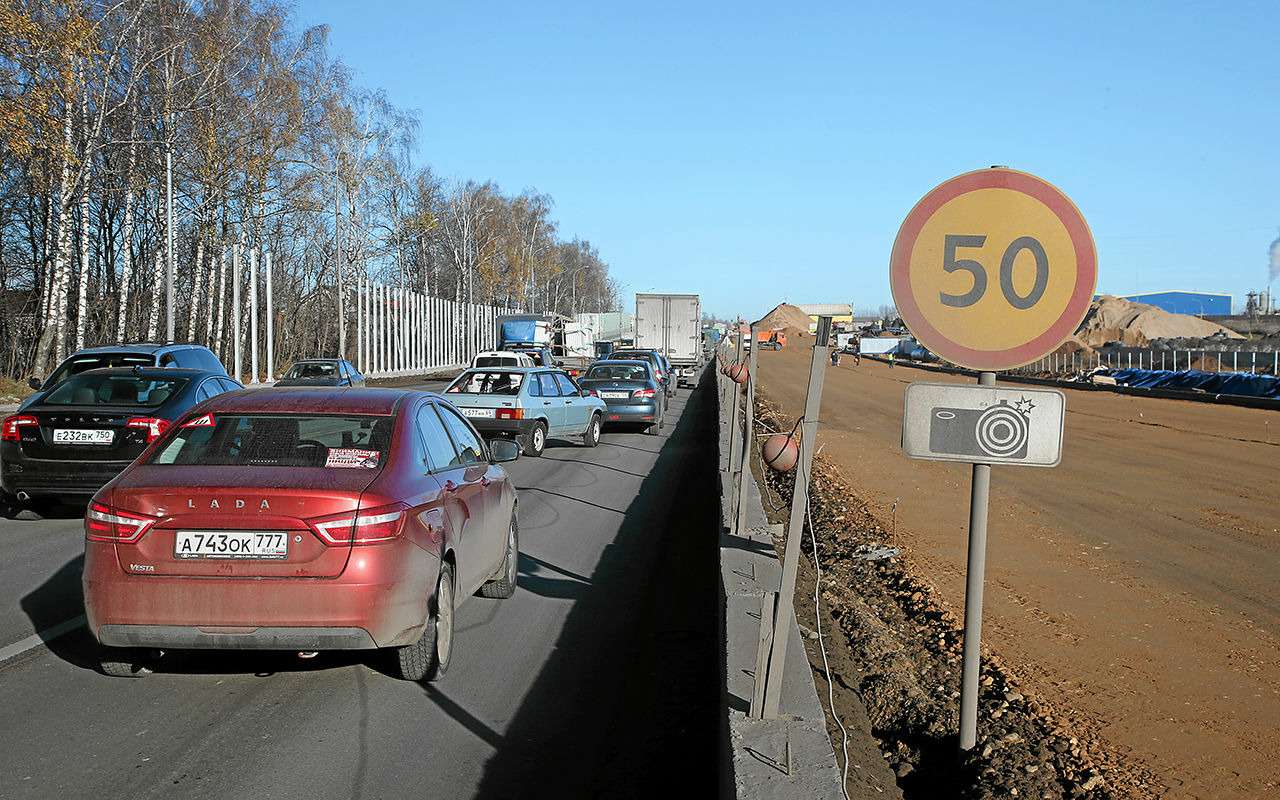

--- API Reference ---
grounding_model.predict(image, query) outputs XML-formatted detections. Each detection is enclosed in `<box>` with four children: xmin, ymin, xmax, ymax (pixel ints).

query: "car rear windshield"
<box><xmin>42</xmin><ymin>373</ymin><xmax>187</xmax><ymax>407</ymax></box>
<box><xmin>474</xmin><ymin>355</ymin><xmax>517</xmax><ymax>367</ymax></box>
<box><xmin>149</xmin><ymin>414</ymin><xmax>393</xmax><ymax>468</ymax></box>
<box><xmin>586</xmin><ymin>364</ymin><xmax>649</xmax><ymax>381</ymax></box>
<box><xmin>446</xmin><ymin>371</ymin><xmax>525</xmax><ymax>395</ymax></box>
<box><xmin>284</xmin><ymin>362</ymin><xmax>337</xmax><ymax>379</ymax></box>
<box><xmin>46</xmin><ymin>353</ymin><xmax>153</xmax><ymax>386</ymax></box>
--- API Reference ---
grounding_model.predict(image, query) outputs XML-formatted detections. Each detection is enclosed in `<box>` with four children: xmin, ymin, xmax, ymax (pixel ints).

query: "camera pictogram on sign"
<box><xmin>929</xmin><ymin>398</ymin><xmax>1035</xmax><ymax>460</ymax></box>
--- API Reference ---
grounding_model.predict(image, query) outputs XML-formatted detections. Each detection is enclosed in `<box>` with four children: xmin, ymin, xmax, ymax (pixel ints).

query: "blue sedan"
<box><xmin>443</xmin><ymin>367</ymin><xmax>608</xmax><ymax>457</ymax></box>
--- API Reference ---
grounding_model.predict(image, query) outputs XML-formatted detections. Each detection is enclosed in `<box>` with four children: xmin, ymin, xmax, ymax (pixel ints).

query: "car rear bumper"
<box><xmin>1</xmin><ymin>448</ymin><xmax>128</xmax><ymax>498</ymax></box>
<box><xmin>97</xmin><ymin>625</ymin><xmax>378</xmax><ymax>650</ymax></box>
<box><xmin>82</xmin><ymin>539</ymin><xmax>437</xmax><ymax>650</ymax></box>
<box><xmin>601</xmin><ymin>402</ymin><xmax>659</xmax><ymax>422</ymax></box>
<box><xmin>468</xmin><ymin>417</ymin><xmax>537</xmax><ymax>438</ymax></box>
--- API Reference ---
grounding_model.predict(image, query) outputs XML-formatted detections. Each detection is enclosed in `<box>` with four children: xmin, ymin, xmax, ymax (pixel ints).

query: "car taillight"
<box><xmin>495</xmin><ymin>407</ymin><xmax>524</xmax><ymax>420</ymax></box>
<box><xmin>307</xmin><ymin>502</ymin><xmax>408</xmax><ymax>545</ymax></box>
<box><xmin>634</xmin><ymin>388</ymin><xmax>656</xmax><ymax>398</ymax></box>
<box><xmin>126</xmin><ymin>417</ymin><xmax>170</xmax><ymax>443</ymax></box>
<box><xmin>181</xmin><ymin>412</ymin><xmax>215</xmax><ymax>428</ymax></box>
<box><xmin>1</xmin><ymin>414</ymin><xmax>38</xmax><ymax>442</ymax></box>
<box><xmin>85</xmin><ymin>501</ymin><xmax>158</xmax><ymax>543</ymax></box>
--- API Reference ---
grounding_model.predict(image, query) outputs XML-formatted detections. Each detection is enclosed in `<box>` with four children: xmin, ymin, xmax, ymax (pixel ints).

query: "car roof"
<box><xmin>202</xmin><ymin>386</ymin><xmax>429</xmax><ymax>416</ymax></box>
<box><xmin>590</xmin><ymin>359</ymin><xmax>650</xmax><ymax>366</ymax></box>
<box><xmin>67</xmin><ymin>343</ymin><xmax>207</xmax><ymax>356</ymax></box>
<box><xmin>289</xmin><ymin>358</ymin><xmax>343</xmax><ymax>364</ymax></box>
<box><xmin>460</xmin><ymin>366</ymin><xmax>555</xmax><ymax>374</ymax></box>
<box><xmin>78</xmin><ymin>366</ymin><xmax>224</xmax><ymax>378</ymax></box>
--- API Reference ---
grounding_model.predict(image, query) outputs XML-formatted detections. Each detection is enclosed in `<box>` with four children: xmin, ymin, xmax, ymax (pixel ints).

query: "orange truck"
<box><xmin>756</xmin><ymin>329</ymin><xmax>787</xmax><ymax>350</ymax></box>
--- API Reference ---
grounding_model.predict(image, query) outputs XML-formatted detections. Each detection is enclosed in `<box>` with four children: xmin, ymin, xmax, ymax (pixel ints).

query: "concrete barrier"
<box><xmin>715</xmin><ymin>365</ymin><xmax>846</xmax><ymax>800</ymax></box>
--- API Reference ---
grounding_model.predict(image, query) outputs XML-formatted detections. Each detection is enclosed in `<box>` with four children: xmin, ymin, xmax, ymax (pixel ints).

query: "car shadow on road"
<box><xmin>439</xmin><ymin>368</ymin><xmax>719</xmax><ymax>798</ymax></box>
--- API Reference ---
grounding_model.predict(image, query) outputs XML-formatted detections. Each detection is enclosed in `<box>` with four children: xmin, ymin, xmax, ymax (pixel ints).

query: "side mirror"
<box><xmin>490</xmin><ymin>439</ymin><xmax>520</xmax><ymax>463</ymax></box>
<box><xmin>28</xmin><ymin>377</ymin><xmax>42</xmax><ymax>390</ymax></box>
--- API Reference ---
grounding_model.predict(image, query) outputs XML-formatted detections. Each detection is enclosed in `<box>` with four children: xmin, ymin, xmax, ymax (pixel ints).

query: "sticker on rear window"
<box><xmin>325</xmin><ymin>448</ymin><xmax>381</xmax><ymax>469</ymax></box>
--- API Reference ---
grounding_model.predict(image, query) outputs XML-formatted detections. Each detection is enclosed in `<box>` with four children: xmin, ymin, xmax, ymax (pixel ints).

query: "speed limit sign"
<box><xmin>889</xmin><ymin>167</ymin><xmax>1097</xmax><ymax>371</ymax></box>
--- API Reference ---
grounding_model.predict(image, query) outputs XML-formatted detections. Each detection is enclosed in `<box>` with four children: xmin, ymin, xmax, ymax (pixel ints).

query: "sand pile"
<box><xmin>1075</xmin><ymin>295</ymin><xmax>1242</xmax><ymax>347</ymax></box>
<box><xmin>755</xmin><ymin>302</ymin><xmax>812</xmax><ymax>336</ymax></box>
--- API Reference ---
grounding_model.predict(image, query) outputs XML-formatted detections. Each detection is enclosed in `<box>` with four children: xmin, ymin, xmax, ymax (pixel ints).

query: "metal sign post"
<box><xmin>760</xmin><ymin>316</ymin><xmax>832</xmax><ymax>719</ymax></box>
<box><xmin>733</xmin><ymin>323</ymin><xmax>760</xmax><ymax>536</ymax></box>
<box><xmin>958</xmin><ymin>371</ymin><xmax>995</xmax><ymax>750</ymax></box>
<box><xmin>727</xmin><ymin>320</ymin><xmax>745</xmax><ymax>513</ymax></box>
<box><xmin>890</xmin><ymin>167</ymin><xmax>1095</xmax><ymax>751</ymax></box>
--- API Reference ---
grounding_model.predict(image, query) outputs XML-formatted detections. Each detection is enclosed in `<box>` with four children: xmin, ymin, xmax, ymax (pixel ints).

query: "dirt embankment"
<box><xmin>755</xmin><ymin>346</ymin><xmax>1280</xmax><ymax>800</ymax></box>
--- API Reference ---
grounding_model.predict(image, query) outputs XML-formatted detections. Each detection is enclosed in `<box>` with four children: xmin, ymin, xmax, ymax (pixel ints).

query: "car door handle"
<box><xmin>563</xmin><ymin>400</ymin><xmax>573</xmax><ymax>405</ymax></box>
<box><xmin>543</xmin><ymin>401</ymin><xmax>552</xmax><ymax>406</ymax></box>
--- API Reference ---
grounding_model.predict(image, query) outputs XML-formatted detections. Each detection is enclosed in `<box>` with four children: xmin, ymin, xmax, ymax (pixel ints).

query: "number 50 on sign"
<box><xmin>890</xmin><ymin>168</ymin><xmax>1097</xmax><ymax>371</ymax></box>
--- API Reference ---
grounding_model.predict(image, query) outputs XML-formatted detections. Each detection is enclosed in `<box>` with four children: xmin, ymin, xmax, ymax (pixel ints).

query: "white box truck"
<box><xmin>635</xmin><ymin>293</ymin><xmax>702</xmax><ymax>386</ymax></box>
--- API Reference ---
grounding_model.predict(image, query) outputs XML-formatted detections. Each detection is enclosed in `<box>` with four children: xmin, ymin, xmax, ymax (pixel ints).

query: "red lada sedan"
<box><xmin>82</xmin><ymin>387</ymin><xmax>521</xmax><ymax>680</ymax></box>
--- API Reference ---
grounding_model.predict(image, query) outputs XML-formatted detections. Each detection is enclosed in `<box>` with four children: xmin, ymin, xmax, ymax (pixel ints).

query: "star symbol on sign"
<box><xmin>1014</xmin><ymin>397</ymin><xmax>1036</xmax><ymax>415</ymax></box>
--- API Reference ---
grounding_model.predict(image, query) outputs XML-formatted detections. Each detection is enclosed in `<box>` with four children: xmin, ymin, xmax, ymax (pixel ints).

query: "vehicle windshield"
<box><xmin>446</xmin><ymin>371</ymin><xmax>525</xmax><ymax>395</ymax></box>
<box><xmin>149</xmin><ymin>414</ymin><xmax>392</xmax><ymax>468</ymax></box>
<box><xmin>586</xmin><ymin>364</ymin><xmax>649</xmax><ymax>381</ymax></box>
<box><xmin>284</xmin><ymin>362</ymin><xmax>337</xmax><ymax>379</ymax></box>
<box><xmin>45</xmin><ymin>353</ymin><xmax>153</xmax><ymax>387</ymax></box>
<box><xmin>42</xmin><ymin>373</ymin><xmax>187</xmax><ymax>407</ymax></box>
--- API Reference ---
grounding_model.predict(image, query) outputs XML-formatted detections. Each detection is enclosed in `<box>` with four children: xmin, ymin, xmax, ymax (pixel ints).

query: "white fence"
<box><xmin>207</xmin><ymin>244</ymin><xmax>519</xmax><ymax>384</ymax></box>
<box><xmin>1013</xmin><ymin>348</ymin><xmax>1280</xmax><ymax>376</ymax></box>
<box><xmin>354</xmin><ymin>278</ymin><xmax>520</xmax><ymax>378</ymax></box>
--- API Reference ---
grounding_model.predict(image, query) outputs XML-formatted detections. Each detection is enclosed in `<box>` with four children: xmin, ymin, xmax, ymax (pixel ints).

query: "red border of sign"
<box><xmin>889</xmin><ymin>168</ymin><xmax>1097</xmax><ymax>371</ymax></box>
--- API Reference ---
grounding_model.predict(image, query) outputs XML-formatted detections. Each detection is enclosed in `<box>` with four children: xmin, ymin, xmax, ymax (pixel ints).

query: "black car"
<box><xmin>275</xmin><ymin>358</ymin><xmax>366</xmax><ymax>387</ymax></box>
<box><xmin>21</xmin><ymin>343</ymin><xmax>226</xmax><ymax>410</ymax></box>
<box><xmin>606</xmin><ymin>349</ymin><xmax>673</xmax><ymax>402</ymax></box>
<box><xmin>578</xmin><ymin>360</ymin><xmax>665</xmax><ymax>435</ymax></box>
<box><xmin>1</xmin><ymin>367</ymin><xmax>242</xmax><ymax>509</ymax></box>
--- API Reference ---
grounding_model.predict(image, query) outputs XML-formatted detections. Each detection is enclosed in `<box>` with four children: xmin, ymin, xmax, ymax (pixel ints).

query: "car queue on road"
<box><xmin>1</xmin><ymin>339</ymin><xmax>693</xmax><ymax>681</ymax></box>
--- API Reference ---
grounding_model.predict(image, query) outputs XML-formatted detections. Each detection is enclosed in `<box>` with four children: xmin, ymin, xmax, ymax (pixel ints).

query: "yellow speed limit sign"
<box><xmin>890</xmin><ymin>168</ymin><xmax>1097</xmax><ymax>371</ymax></box>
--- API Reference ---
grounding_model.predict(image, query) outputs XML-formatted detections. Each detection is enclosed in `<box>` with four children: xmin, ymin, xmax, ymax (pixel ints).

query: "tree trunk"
<box><xmin>116</xmin><ymin>122</ymin><xmax>137</xmax><ymax>342</ymax></box>
<box><xmin>187</xmin><ymin>237</ymin><xmax>204</xmax><ymax>341</ymax></box>
<box><xmin>74</xmin><ymin>75</ymin><xmax>91</xmax><ymax>351</ymax></box>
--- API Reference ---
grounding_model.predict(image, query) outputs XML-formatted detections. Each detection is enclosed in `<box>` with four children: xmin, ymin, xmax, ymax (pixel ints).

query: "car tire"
<box><xmin>522</xmin><ymin>421</ymin><xmax>547</xmax><ymax>457</ymax></box>
<box><xmin>479</xmin><ymin>514</ymin><xmax>519</xmax><ymax>599</ymax></box>
<box><xmin>581</xmin><ymin>414</ymin><xmax>602</xmax><ymax>448</ymax></box>
<box><xmin>393</xmin><ymin>562</ymin><xmax>454</xmax><ymax>682</ymax></box>
<box><xmin>98</xmin><ymin>647</ymin><xmax>153</xmax><ymax>678</ymax></box>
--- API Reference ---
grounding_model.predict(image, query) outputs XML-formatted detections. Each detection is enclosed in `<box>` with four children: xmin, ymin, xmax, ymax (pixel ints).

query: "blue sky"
<box><xmin>298</xmin><ymin>0</ymin><xmax>1280</xmax><ymax>319</ymax></box>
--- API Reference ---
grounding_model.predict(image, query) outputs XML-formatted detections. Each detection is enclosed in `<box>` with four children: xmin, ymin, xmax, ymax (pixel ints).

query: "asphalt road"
<box><xmin>0</xmin><ymin>375</ymin><xmax>718</xmax><ymax>799</ymax></box>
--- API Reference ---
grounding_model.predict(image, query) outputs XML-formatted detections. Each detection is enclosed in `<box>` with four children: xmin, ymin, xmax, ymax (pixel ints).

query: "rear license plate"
<box><xmin>460</xmin><ymin>407</ymin><xmax>493</xmax><ymax>418</ymax></box>
<box><xmin>174</xmin><ymin>531</ymin><xmax>289</xmax><ymax>560</ymax></box>
<box><xmin>601</xmin><ymin>391</ymin><xmax>630</xmax><ymax>399</ymax></box>
<box><xmin>52</xmin><ymin>428</ymin><xmax>114</xmax><ymax>445</ymax></box>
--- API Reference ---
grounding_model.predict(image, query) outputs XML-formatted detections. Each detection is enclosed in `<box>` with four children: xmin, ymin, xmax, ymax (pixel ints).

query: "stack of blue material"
<box><xmin>1105</xmin><ymin>368</ymin><xmax>1280</xmax><ymax>399</ymax></box>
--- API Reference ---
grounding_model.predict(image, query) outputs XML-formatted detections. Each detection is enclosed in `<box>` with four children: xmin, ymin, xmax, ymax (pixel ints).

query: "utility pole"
<box><xmin>335</xmin><ymin>158</ymin><xmax>346</xmax><ymax>358</ymax></box>
<box><xmin>165</xmin><ymin>147</ymin><xmax>175</xmax><ymax>343</ymax></box>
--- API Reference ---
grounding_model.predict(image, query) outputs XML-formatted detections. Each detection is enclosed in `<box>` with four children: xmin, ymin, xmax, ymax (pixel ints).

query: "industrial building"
<box><xmin>1113</xmin><ymin>291</ymin><xmax>1232</xmax><ymax>316</ymax></box>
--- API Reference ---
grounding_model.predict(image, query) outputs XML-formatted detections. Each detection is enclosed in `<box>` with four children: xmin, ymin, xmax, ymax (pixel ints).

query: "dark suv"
<box><xmin>22</xmin><ymin>343</ymin><xmax>226</xmax><ymax>411</ymax></box>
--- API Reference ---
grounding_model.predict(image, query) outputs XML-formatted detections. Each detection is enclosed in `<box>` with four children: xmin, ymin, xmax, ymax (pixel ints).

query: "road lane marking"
<box><xmin>0</xmin><ymin>614</ymin><xmax>85</xmax><ymax>664</ymax></box>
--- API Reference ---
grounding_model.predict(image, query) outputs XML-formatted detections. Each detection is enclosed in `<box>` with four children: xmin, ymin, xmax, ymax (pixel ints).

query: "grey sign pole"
<box><xmin>762</xmin><ymin>316</ymin><xmax>831</xmax><ymax>719</ymax></box>
<box><xmin>727</xmin><ymin>322</ymin><xmax>745</xmax><ymax>510</ymax></box>
<box><xmin>958</xmin><ymin>370</ymin><xmax>996</xmax><ymax>750</ymax></box>
<box><xmin>733</xmin><ymin>323</ymin><xmax>760</xmax><ymax>535</ymax></box>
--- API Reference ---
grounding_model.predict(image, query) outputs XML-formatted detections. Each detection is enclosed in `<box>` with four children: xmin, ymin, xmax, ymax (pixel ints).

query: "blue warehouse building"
<box><xmin>1113</xmin><ymin>290</ymin><xmax>1233</xmax><ymax>316</ymax></box>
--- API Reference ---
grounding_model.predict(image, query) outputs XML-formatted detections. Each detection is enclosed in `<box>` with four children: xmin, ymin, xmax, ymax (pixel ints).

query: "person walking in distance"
<box><xmin>887</xmin><ymin>351</ymin><xmax>895</xmax><ymax>368</ymax></box>
<box><xmin>830</xmin><ymin>346</ymin><xmax>841</xmax><ymax>367</ymax></box>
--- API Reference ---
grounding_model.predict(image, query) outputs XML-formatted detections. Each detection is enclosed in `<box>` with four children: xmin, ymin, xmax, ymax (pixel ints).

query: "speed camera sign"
<box><xmin>889</xmin><ymin>168</ymin><xmax>1097</xmax><ymax>371</ymax></box>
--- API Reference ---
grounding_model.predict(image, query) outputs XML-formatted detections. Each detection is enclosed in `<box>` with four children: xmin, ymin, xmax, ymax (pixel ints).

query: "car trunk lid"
<box><xmin>109</xmin><ymin>466</ymin><xmax>379</xmax><ymax>578</ymax></box>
